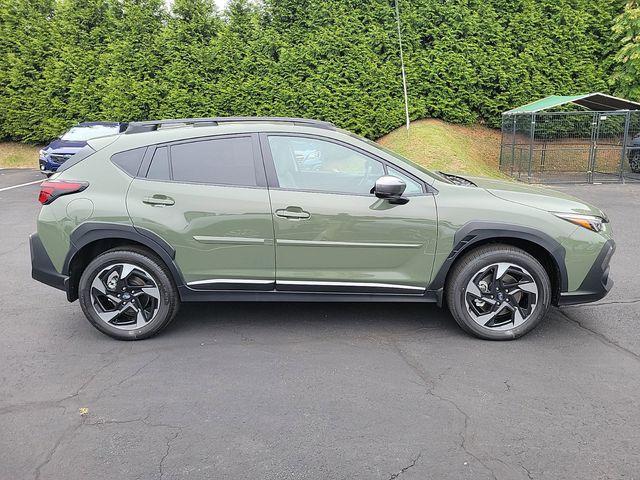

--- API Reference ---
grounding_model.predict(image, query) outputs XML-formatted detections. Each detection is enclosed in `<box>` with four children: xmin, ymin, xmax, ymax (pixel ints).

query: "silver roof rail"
<box><xmin>124</xmin><ymin>117</ymin><xmax>336</xmax><ymax>134</ymax></box>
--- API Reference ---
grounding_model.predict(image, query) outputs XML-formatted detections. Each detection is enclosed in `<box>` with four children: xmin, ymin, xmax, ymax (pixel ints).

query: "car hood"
<box><xmin>464</xmin><ymin>176</ymin><xmax>606</xmax><ymax>217</ymax></box>
<box><xmin>44</xmin><ymin>139</ymin><xmax>87</xmax><ymax>154</ymax></box>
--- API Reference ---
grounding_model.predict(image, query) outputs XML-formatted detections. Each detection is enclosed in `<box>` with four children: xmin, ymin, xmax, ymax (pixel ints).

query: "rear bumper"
<box><xmin>558</xmin><ymin>239</ymin><xmax>615</xmax><ymax>306</ymax></box>
<box><xmin>30</xmin><ymin>233</ymin><xmax>68</xmax><ymax>293</ymax></box>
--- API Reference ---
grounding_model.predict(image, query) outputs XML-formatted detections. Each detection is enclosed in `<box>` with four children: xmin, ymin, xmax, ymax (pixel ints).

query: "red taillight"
<box><xmin>38</xmin><ymin>180</ymin><xmax>89</xmax><ymax>205</ymax></box>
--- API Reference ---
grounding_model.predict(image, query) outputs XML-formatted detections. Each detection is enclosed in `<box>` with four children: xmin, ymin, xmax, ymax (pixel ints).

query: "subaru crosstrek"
<box><xmin>30</xmin><ymin>117</ymin><xmax>615</xmax><ymax>340</ymax></box>
<box><xmin>39</xmin><ymin>122</ymin><xmax>126</xmax><ymax>176</ymax></box>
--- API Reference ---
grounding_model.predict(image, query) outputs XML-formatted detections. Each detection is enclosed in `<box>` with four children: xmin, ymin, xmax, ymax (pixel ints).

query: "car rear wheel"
<box><xmin>446</xmin><ymin>245</ymin><xmax>551</xmax><ymax>340</ymax></box>
<box><xmin>78</xmin><ymin>248</ymin><xmax>179</xmax><ymax>340</ymax></box>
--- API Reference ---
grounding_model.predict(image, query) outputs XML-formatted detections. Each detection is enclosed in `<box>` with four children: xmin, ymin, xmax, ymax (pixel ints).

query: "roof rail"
<box><xmin>124</xmin><ymin>117</ymin><xmax>336</xmax><ymax>134</ymax></box>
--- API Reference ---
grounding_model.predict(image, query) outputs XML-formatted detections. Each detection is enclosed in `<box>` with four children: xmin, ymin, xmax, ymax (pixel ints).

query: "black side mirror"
<box><xmin>371</xmin><ymin>175</ymin><xmax>408</xmax><ymax>204</ymax></box>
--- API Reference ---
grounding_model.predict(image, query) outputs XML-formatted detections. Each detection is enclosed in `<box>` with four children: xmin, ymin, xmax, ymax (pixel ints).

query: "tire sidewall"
<box><xmin>448</xmin><ymin>248</ymin><xmax>551</xmax><ymax>340</ymax></box>
<box><xmin>78</xmin><ymin>250</ymin><xmax>177</xmax><ymax>340</ymax></box>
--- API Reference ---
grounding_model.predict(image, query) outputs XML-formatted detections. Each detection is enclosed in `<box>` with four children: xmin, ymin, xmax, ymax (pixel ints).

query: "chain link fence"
<box><xmin>500</xmin><ymin>110</ymin><xmax>640</xmax><ymax>184</ymax></box>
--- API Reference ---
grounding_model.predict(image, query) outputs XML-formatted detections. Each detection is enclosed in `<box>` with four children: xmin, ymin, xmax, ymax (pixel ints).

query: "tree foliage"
<box><xmin>0</xmin><ymin>0</ymin><xmax>627</xmax><ymax>142</ymax></box>
<box><xmin>612</xmin><ymin>0</ymin><xmax>640</xmax><ymax>99</ymax></box>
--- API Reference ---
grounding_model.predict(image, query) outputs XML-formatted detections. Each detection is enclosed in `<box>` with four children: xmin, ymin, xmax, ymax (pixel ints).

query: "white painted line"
<box><xmin>0</xmin><ymin>179</ymin><xmax>42</xmax><ymax>192</ymax></box>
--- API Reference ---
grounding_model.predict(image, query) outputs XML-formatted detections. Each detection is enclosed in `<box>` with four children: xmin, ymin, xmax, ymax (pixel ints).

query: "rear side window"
<box><xmin>56</xmin><ymin>145</ymin><xmax>95</xmax><ymax>173</ymax></box>
<box><xmin>147</xmin><ymin>147</ymin><xmax>170</xmax><ymax>181</ymax></box>
<box><xmin>111</xmin><ymin>147</ymin><xmax>146</xmax><ymax>176</ymax></box>
<box><xmin>170</xmin><ymin>137</ymin><xmax>256</xmax><ymax>186</ymax></box>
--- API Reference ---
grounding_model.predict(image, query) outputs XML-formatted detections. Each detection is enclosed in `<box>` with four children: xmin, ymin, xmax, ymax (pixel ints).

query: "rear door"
<box><xmin>126</xmin><ymin>134</ymin><xmax>275</xmax><ymax>290</ymax></box>
<box><xmin>261</xmin><ymin>133</ymin><xmax>438</xmax><ymax>294</ymax></box>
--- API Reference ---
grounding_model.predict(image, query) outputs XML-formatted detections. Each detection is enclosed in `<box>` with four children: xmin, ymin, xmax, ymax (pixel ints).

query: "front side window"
<box><xmin>268</xmin><ymin>136</ymin><xmax>384</xmax><ymax>195</ymax></box>
<box><xmin>388</xmin><ymin>167</ymin><xmax>424</xmax><ymax>195</ymax></box>
<box><xmin>170</xmin><ymin>136</ymin><xmax>256</xmax><ymax>186</ymax></box>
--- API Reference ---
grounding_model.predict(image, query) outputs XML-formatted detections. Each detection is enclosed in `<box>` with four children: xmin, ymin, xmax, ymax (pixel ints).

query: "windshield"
<box><xmin>61</xmin><ymin>125</ymin><xmax>120</xmax><ymax>141</ymax></box>
<box><xmin>342</xmin><ymin>129</ymin><xmax>453</xmax><ymax>184</ymax></box>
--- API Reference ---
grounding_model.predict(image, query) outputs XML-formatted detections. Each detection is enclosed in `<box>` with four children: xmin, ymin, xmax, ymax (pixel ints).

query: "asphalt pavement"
<box><xmin>1</xmin><ymin>169</ymin><xmax>639</xmax><ymax>480</ymax></box>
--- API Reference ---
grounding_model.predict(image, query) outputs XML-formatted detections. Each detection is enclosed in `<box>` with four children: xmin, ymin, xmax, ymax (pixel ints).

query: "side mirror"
<box><xmin>371</xmin><ymin>175</ymin><xmax>408</xmax><ymax>204</ymax></box>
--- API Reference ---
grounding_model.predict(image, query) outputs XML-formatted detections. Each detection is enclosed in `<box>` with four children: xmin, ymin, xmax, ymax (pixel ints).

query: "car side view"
<box><xmin>30</xmin><ymin>117</ymin><xmax>615</xmax><ymax>340</ymax></box>
<box><xmin>39</xmin><ymin>122</ymin><xmax>127</xmax><ymax>176</ymax></box>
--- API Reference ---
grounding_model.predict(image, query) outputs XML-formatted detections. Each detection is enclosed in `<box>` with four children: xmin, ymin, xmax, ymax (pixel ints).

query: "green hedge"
<box><xmin>0</xmin><ymin>0</ymin><xmax>625</xmax><ymax>142</ymax></box>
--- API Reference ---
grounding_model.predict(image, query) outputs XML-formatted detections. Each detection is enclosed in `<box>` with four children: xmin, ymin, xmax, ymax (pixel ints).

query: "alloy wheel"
<box><xmin>90</xmin><ymin>263</ymin><xmax>161</xmax><ymax>331</ymax></box>
<box><xmin>464</xmin><ymin>262</ymin><xmax>538</xmax><ymax>331</ymax></box>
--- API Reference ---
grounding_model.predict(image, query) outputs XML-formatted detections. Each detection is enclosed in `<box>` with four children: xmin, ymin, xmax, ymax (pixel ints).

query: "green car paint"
<box><xmin>33</xmin><ymin>120</ymin><xmax>613</xmax><ymax>305</ymax></box>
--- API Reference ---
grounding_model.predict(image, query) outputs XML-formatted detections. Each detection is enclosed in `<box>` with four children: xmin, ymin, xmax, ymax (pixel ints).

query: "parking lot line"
<box><xmin>0</xmin><ymin>179</ymin><xmax>42</xmax><ymax>192</ymax></box>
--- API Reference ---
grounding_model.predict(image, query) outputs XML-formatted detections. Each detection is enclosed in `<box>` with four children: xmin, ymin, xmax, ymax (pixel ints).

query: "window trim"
<box><xmin>259</xmin><ymin>132</ymin><xmax>430</xmax><ymax>197</ymax></box>
<box><xmin>138</xmin><ymin>133</ymin><xmax>267</xmax><ymax>189</ymax></box>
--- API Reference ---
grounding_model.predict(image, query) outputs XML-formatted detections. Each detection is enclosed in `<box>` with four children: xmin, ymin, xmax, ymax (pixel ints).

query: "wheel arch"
<box><xmin>64</xmin><ymin>222</ymin><xmax>185</xmax><ymax>302</ymax></box>
<box><xmin>430</xmin><ymin>222</ymin><xmax>567</xmax><ymax>305</ymax></box>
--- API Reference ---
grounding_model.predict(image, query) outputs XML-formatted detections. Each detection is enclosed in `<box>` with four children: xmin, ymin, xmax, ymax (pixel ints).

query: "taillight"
<box><xmin>38</xmin><ymin>180</ymin><xmax>89</xmax><ymax>205</ymax></box>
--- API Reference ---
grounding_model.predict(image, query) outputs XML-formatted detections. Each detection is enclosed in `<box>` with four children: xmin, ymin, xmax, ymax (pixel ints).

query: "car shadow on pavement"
<box><xmin>160</xmin><ymin>301</ymin><xmax>465</xmax><ymax>341</ymax></box>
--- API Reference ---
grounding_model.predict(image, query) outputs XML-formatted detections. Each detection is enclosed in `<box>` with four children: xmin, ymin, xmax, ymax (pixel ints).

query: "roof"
<box><xmin>503</xmin><ymin>93</ymin><xmax>640</xmax><ymax>114</ymax></box>
<box><xmin>124</xmin><ymin>117</ymin><xmax>336</xmax><ymax>134</ymax></box>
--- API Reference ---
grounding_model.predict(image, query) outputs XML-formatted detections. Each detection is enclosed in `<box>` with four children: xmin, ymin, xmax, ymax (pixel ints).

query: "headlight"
<box><xmin>553</xmin><ymin>212</ymin><xmax>607</xmax><ymax>232</ymax></box>
<box><xmin>39</xmin><ymin>149</ymin><xmax>47</xmax><ymax>157</ymax></box>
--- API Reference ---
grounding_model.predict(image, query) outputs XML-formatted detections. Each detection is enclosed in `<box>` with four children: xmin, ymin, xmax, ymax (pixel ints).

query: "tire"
<box><xmin>445</xmin><ymin>244</ymin><xmax>551</xmax><ymax>340</ymax></box>
<box><xmin>78</xmin><ymin>247</ymin><xmax>180</xmax><ymax>340</ymax></box>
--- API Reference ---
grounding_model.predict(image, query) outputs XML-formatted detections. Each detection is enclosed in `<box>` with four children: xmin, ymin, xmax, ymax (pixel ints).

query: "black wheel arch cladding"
<box><xmin>429</xmin><ymin>221</ymin><xmax>568</xmax><ymax>293</ymax></box>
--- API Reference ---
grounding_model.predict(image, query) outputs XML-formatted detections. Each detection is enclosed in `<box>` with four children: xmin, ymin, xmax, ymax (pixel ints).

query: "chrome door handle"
<box><xmin>143</xmin><ymin>195</ymin><xmax>175</xmax><ymax>206</ymax></box>
<box><xmin>275</xmin><ymin>208</ymin><xmax>310</xmax><ymax>219</ymax></box>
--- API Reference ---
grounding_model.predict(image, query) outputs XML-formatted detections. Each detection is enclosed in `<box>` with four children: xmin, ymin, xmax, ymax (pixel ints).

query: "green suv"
<box><xmin>30</xmin><ymin>117</ymin><xmax>615</xmax><ymax>340</ymax></box>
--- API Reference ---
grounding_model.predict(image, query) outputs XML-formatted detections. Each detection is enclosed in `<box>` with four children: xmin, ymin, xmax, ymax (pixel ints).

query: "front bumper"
<box><xmin>39</xmin><ymin>158</ymin><xmax>61</xmax><ymax>175</ymax></box>
<box><xmin>30</xmin><ymin>233</ymin><xmax>68</xmax><ymax>293</ymax></box>
<box><xmin>558</xmin><ymin>239</ymin><xmax>615</xmax><ymax>306</ymax></box>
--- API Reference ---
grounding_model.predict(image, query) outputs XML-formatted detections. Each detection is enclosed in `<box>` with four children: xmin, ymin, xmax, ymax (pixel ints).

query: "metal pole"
<box><xmin>394</xmin><ymin>0</ymin><xmax>410</xmax><ymax>133</ymax></box>
<box><xmin>588</xmin><ymin>113</ymin><xmax>598</xmax><ymax>184</ymax></box>
<box><xmin>528</xmin><ymin>113</ymin><xmax>535</xmax><ymax>183</ymax></box>
<box><xmin>620</xmin><ymin>110</ymin><xmax>630</xmax><ymax>183</ymax></box>
<box><xmin>510</xmin><ymin>115</ymin><xmax>516</xmax><ymax>177</ymax></box>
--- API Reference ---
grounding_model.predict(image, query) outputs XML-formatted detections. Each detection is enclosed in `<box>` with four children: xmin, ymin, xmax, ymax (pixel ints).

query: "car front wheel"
<box><xmin>446</xmin><ymin>245</ymin><xmax>551</xmax><ymax>340</ymax></box>
<box><xmin>78</xmin><ymin>247</ymin><xmax>180</xmax><ymax>340</ymax></box>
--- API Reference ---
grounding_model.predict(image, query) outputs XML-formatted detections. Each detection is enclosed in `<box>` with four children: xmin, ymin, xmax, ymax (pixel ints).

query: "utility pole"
<box><xmin>394</xmin><ymin>0</ymin><xmax>410</xmax><ymax>133</ymax></box>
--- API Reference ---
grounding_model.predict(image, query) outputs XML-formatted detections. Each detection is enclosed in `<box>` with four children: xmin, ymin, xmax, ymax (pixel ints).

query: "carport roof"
<box><xmin>504</xmin><ymin>92</ymin><xmax>640</xmax><ymax>114</ymax></box>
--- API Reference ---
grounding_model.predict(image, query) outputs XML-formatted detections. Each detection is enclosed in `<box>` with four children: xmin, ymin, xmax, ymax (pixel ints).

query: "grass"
<box><xmin>377</xmin><ymin>119</ymin><xmax>503</xmax><ymax>178</ymax></box>
<box><xmin>0</xmin><ymin>142</ymin><xmax>40</xmax><ymax>169</ymax></box>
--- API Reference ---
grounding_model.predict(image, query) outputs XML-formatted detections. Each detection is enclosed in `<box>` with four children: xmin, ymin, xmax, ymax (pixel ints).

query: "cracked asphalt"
<box><xmin>1</xmin><ymin>169</ymin><xmax>639</xmax><ymax>480</ymax></box>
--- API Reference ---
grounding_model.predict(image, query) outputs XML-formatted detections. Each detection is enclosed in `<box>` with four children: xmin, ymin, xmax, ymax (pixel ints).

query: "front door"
<box><xmin>126</xmin><ymin>134</ymin><xmax>275</xmax><ymax>290</ymax></box>
<box><xmin>261</xmin><ymin>133</ymin><xmax>437</xmax><ymax>294</ymax></box>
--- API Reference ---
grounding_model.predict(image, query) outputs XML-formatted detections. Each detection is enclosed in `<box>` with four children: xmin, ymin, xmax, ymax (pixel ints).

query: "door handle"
<box><xmin>275</xmin><ymin>207</ymin><xmax>310</xmax><ymax>219</ymax></box>
<box><xmin>143</xmin><ymin>195</ymin><xmax>175</xmax><ymax>206</ymax></box>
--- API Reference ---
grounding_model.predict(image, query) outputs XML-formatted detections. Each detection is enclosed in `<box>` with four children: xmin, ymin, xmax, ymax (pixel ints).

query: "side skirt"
<box><xmin>178</xmin><ymin>286</ymin><xmax>440</xmax><ymax>304</ymax></box>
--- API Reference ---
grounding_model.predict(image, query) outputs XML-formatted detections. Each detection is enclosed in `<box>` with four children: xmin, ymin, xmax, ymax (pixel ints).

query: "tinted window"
<box><xmin>171</xmin><ymin>137</ymin><xmax>256</xmax><ymax>186</ymax></box>
<box><xmin>56</xmin><ymin>145</ymin><xmax>95</xmax><ymax>173</ymax></box>
<box><xmin>268</xmin><ymin>136</ymin><xmax>384</xmax><ymax>195</ymax></box>
<box><xmin>111</xmin><ymin>147</ymin><xmax>146</xmax><ymax>176</ymax></box>
<box><xmin>147</xmin><ymin>147</ymin><xmax>170</xmax><ymax>181</ymax></box>
<box><xmin>388</xmin><ymin>167</ymin><xmax>423</xmax><ymax>195</ymax></box>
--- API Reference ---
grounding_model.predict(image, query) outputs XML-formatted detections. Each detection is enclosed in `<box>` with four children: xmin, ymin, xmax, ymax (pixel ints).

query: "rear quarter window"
<box><xmin>110</xmin><ymin>147</ymin><xmax>147</xmax><ymax>177</ymax></box>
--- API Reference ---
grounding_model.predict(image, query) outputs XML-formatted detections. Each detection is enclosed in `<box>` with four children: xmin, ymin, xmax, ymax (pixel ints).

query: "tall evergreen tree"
<box><xmin>154</xmin><ymin>0</ymin><xmax>222</xmax><ymax>118</ymax></box>
<box><xmin>612</xmin><ymin>0</ymin><xmax>640</xmax><ymax>99</ymax></box>
<box><xmin>0</xmin><ymin>0</ymin><xmax>54</xmax><ymax>141</ymax></box>
<box><xmin>100</xmin><ymin>0</ymin><xmax>166</xmax><ymax>122</ymax></box>
<box><xmin>37</xmin><ymin>0</ymin><xmax>116</xmax><ymax>139</ymax></box>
